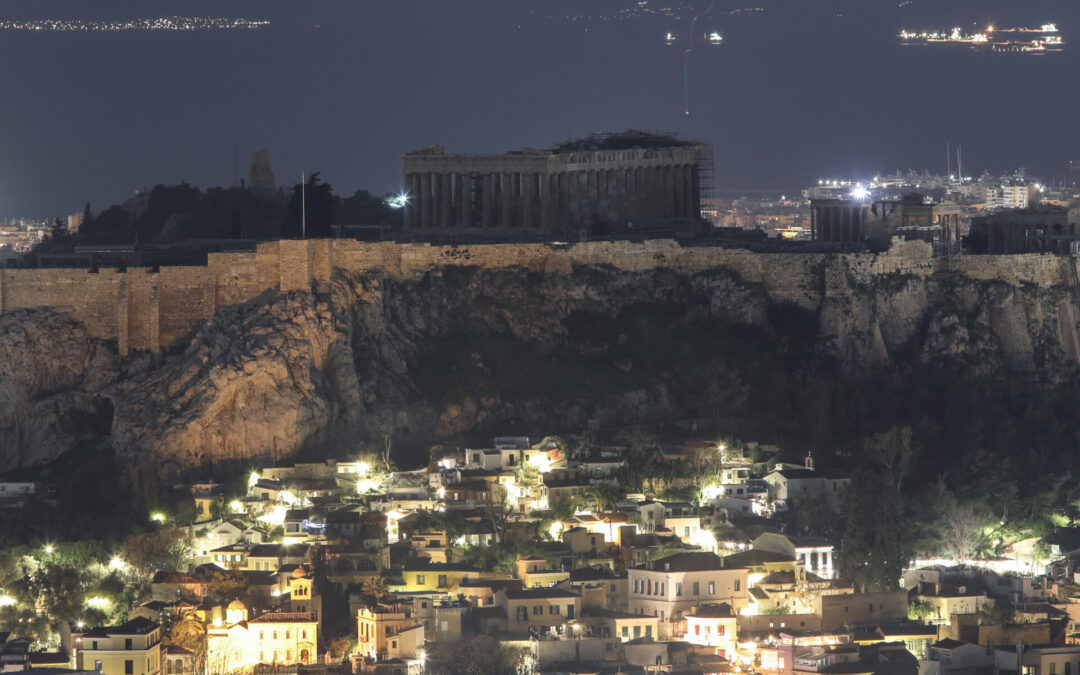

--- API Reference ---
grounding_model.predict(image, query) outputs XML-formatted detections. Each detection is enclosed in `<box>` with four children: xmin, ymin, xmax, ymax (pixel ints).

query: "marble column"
<box><xmin>457</xmin><ymin>173</ymin><xmax>472</xmax><ymax>229</ymax></box>
<box><xmin>683</xmin><ymin>165</ymin><xmax>695</xmax><ymax>218</ymax></box>
<box><xmin>439</xmin><ymin>173</ymin><xmax>452</xmax><ymax>228</ymax></box>
<box><xmin>501</xmin><ymin>172</ymin><xmax>515</xmax><ymax>228</ymax></box>
<box><xmin>558</xmin><ymin>172</ymin><xmax>569</xmax><ymax>229</ymax></box>
<box><xmin>691</xmin><ymin>165</ymin><xmax>701</xmax><ymax>218</ymax></box>
<box><xmin>587</xmin><ymin>170</ymin><xmax>599</xmax><ymax>225</ymax></box>
<box><xmin>420</xmin><ymin>173</ymin><xmax>433</xmax><ymax>228</ymax></box>
<box><xmin>404</xmin><ymin>174</ymin><xmax>418</xmax><ymax>229</ymax></box>
<box><xmin>540</xmin><ymin>173</ymin><xmax>553</xmax><ymax>230</ymax></box>
<box><xmin>523</xmin><ymin>173</ymin><xmax>536</xmax><ymax>229</ymax></box>
<box><xmin>482</xmin><ymin>174</ymin><xmax>494</xmax><ymax>228</ymax></box>
<box><xmin>674</xmin><ymin>166</ymin><xmax>685</xmax><ymax>219</ymax></box>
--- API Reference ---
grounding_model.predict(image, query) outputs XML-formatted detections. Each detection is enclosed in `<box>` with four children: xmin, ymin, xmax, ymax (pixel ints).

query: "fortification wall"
<box><xmin>0</xmin><ymin>238</ymin><xmax>1072</xmax><ymax>354</ymax></box>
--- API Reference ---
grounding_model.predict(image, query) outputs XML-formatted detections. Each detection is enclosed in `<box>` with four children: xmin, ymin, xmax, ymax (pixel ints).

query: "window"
<box><xmin>417</xmin><ymin>575</ymin><xmax>425</xmax><ymax>585</ymax></box>
<box><xmin>286</xmin><ymin>650</ymin><xmax>292</xmax><ymax>662</ymax></box>
<box><xmin>633</xmin><ymin>626</ymin><xmax>641</xmax><ymax>639</ymax></box>
<box><xmin>550</xmin><ymin>604</ymin><xmax>560</xmax><ymax>614</ymax></box>
<box><xmin>567</xmin><ymin>605</ymin><xmax>575</xmax><ymax>619</ymax></box>
<box><xmin>92</xmin><ymin>642</ymin><xmax>98</xmax><ymax>650</ymax></box>
<box><xmin>260</xmin><ymin>652</ymin><xmax>265</xmax><ymax>662</ymax></box>
<box><xmin>285</xmin><ymin>630</ymin><xmax>290</xmax><ymax>640</ymax></box>
<box><xmin>534</xmin><ymin>605</ymin><xmax>543</xmax><ymax>615</ymax></box>
<box><xmin>1051</xmin><ymin>664</ymin><xmax>1057</xmax><ymax>675</ymax></box>
<box><xmin>708</xmin><ymin>582</ymin><xmax>715</xmax><ymax>595</ymax></box>
<box><xmin>273</xmin><ymin>631</ymin><xmax>279</xmax><ymax>640</ymax></box>
<box><xmin>392</xmin><ymin>641</ymin><xmax>397</xmax><ymax>649</ymax></box>
<box><xmin>646</xmin><ymin>626</ymin><xmax>653</xmax><ymax>638</ymax></box>
<box><xmin>94</xmin><ymin>661</ymin><xmax>102</xmax><ymax>672</ymax></box>
<box><xmin>622</xmin><ymin>626</ymin><xmax>629</xmax><ymax>637</ymax></box>
<box><xmin>259</xmin><ymin>631</ymin><xmax>265</xmax><ymax>640</ymax></box>
<box><xmin>124</xmin><ymin>661</ymin><xmax>133</xmax><ymax>675</ymax></box>
<box><xmin>125</xmin><ymin>639</ymin><xmax>133</xmax><ymax>650</ymax></box>
<box><xmin>735</xmin><ymin>580</ymin><xmax>741</xmax><ymax>592</ymax></box>
<box><xmin>717</xmin><ymin>625</ymin><xmax>725</xmax><ymax>636</ymax></box>
<box><xmin>676</xmin><ymin>582</ymin><xmax>683</xmax><ymax>596</ymax></box>
<box><xmin>301</xmin><ymin>630</ymin><xmax>307</xmax><ymax>639</ymax></box>
<box><xmin>438</xmin><ymin>575</ymin><xmax>448</xmax><ymax>588</ymax></box>
<box><xmin>517</xmin><ymin>607</ymin><xmax>527</xmax><ymax>621</ymax></box>
<box><xmin>693</xmin><ymin>582</ymin><xmax>700</xmax><ymax>596</ymax></box>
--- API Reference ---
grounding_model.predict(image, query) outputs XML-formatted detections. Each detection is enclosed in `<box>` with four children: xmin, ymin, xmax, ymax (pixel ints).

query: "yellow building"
<box><xmin>356</xmin><ymin>603</ymin><xmax>425</xmax><ymax>661</ymax></box>
<box><xmin>495</xmin><ymin>588</ymin><xmax>582</xmax><ymax>630</ymax></box>
<box><xmin>205</xmin><ymin>601</ymin><xmax>318</xmax><ymax>671</ymax></box>
<box><xmin>75</xmin><ymin>617</ymin><xmax>163</xmax><ymax>675</ymax></box>
<box><xmin>400</xmin><ymin>562</ymin><xmax>497</xmax><ymax>593</ymax></box>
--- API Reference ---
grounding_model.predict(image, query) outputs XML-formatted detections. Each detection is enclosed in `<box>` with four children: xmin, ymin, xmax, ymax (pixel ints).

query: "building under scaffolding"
<box><xmin>401</xmin><ymin>130</ymin><xmax>710</xmax><ymax>239</ymax></box>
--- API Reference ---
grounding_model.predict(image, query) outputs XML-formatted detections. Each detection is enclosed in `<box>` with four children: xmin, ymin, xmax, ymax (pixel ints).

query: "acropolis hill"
<box><xmin>0</xmin><ymin>238</ymin><xmax>1078</xmax><ymax>473</ymax></box>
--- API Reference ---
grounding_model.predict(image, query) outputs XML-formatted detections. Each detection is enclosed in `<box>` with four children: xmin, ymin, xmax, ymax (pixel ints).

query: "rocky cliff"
<box><xmin>1</xmin><ymin>253</ymin><xmax>1078</xmax><ymax>474</ymax></box>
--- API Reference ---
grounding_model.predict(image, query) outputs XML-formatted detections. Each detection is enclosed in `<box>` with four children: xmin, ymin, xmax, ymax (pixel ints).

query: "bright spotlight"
<box><xmin>849</xmin><ymin>187</ymin><xmax>870</xmax><ymax>200</ymax></box>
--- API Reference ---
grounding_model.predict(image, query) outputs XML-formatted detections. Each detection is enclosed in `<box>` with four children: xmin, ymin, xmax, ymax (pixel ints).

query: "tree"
<box><xmin>281</xmin><ymin>172</ymin><xmax>335</xmax><ymax>238</ymax></box>
<box><xmin>360</xmin><ymin>576</ymin><xmax>389</xmax><ymax>607</ymax></box>
<box><xmin>941</xmin><ymin>502</ymin><xmax>990</xmax><ymax>566</ymax></box>
<box><xmin>166</xmin><ymin>612</ymin><xmax>206</xmax><ymax>658</ymax></box>
<box><xmin>485</xmin><ymin>489</ymin><xmax>513</xmax><ymax>544</ymax></box>
<box><xmin>120</xmin><ymin>527</ymin><xmax>192</xmax><ymax>579</ymax></box>
<box><xmin>585</xmin><ymin>482</ymin><xmax>621</xmax><ymax>514</ymax></box>
<box><xmin>424</xmin><ymin>634</ymin><xmax>529</xmax><ymax>675</ymax></box>
<box><xmin>50</xmin><ymin>218</ymin><xmax>66</xmax><ymax>240</ymax></box>
<box><xmin>840</xmin><ymin>427</ymin><xmax>915</xmax><ymax>592</ymax></box>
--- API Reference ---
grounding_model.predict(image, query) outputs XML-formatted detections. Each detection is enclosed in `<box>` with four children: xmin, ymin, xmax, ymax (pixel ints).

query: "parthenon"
<box><xmin>402</xmin><ymin>131</ymin><xmax>706</xmax><ymax>237</ymax></box>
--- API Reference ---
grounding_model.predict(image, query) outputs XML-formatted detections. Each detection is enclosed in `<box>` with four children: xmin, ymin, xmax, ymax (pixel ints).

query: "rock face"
<box><xmin>1</xmin><ymin>258</ymin><xmax>1079</xmax><ymax>474</ymax></box>
<box><xmin>0</xmin><ymin>309</ymin><xmax>120</xmax><ymax>471</ymax></box>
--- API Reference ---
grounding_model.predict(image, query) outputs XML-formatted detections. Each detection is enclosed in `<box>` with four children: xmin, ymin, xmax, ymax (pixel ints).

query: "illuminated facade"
<box><xmin>205</xmin><ymin>602</ymin><xmax>317</xmax><ymax>671</ymax></box>
<box><xmin>74</xmin><ymin>617</ymin><xmax>162</xmax><ymax>675</ymax></box>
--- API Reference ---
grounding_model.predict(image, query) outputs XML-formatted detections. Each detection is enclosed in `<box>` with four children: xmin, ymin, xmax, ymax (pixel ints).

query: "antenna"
<box><xmin>957</xmin><ymin>145</ymin><xmax>963</xmax><ymax>182</ymax></box>
<box><xmin>301</xmin><ymin>171</ymin><xmax>307</xmax><ymax>240</ymax></box>
<box><xmin>946</xmin><ymin>142</ymin><xmax>951</xmax><ymax>177</ymax></box>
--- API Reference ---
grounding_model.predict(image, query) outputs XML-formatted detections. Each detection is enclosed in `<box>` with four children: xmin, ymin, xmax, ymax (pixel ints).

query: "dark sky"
<box><xmin>0</xmin><ymin>0</ymin><xmax>1076</xmax><ymax>216</ymax></box>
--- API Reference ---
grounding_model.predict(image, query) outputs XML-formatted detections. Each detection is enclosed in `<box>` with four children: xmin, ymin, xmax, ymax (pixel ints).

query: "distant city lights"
<box><xmin>0</xmin><ymin>16</ymin><xmax>270</xmax><ymax>32</ymax></box>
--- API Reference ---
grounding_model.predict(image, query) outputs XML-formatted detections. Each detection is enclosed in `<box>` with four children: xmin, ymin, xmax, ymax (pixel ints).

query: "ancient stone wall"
<box><xmin>0</xmin><ymin>238</ymin><xmax>1074</xmax><ymax>354</ymax></box>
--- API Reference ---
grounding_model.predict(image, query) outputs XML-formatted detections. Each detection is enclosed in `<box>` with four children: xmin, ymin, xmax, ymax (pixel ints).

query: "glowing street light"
<box><xmin>43</xmin><ymin>545</ymin><xmax>54</xmax><ymax>555</ymax></box>
<box><xmin>0</xmin><ymin>594</ymin><xmax>16</xmax><ymax>607</ymax></box>
<box><xmin>849</xmin><ymin>186</ymin><xmax>870</xmax><ymax>201</ymax></box>
<box><xmin>109</xmin><ymin>557</ymin><xmax>126</xmax><ymax>570</ymax></box>
<box><xmin>150</xmin><ymin>512</ymin><xmax>166</xmax><ymax>523</ymax></box>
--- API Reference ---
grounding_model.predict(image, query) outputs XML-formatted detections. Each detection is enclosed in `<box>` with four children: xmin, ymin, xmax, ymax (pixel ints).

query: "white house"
<box><xmin>627</xmin><ymin>552</ymin><xmax>748</xmax><ymax>639</ymax></box>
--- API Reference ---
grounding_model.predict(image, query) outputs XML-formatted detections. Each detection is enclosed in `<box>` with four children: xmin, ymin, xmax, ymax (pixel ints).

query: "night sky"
<box><xmin>0</xmin><ymin>0</ymin><xmax>1076</xmax><ymax>216</ymax></box>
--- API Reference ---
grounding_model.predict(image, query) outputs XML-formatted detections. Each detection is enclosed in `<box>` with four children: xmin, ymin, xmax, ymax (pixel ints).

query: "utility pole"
<box><xmin>301</xmin><ymin>171</ymin><xmax>307</xmax><ymax>239</ymax></box>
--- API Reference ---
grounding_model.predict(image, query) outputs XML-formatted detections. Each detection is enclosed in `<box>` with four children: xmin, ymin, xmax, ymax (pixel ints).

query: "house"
<box><xmin>413</xmin><ymin>598</ymin><xmax>467</xmax><ymax>644</ymax></box>
<box><xmin>721</xmin><ymin>549</ymin><xmax>796</xmax><ymax>583</ymax></box>
<box><xmin>762</xmin><ymin>455</ymin><xmax>849</xmax><ymax>514</ymax></box>
<box><xmin>627</xmin><ymin>552</ymin><xmax>749</xmax><ymax>639</ymax></box>
<box><xmin>814</xmin><ymin>592</ymin><xmax>908</xmax><ymax>631</ymax></box>
<box><xmin>586</xmin><ymin>609</ymin><xmax>659</xmax><ymax>643</ymax></box>
<box><xmin>356</xmin><ymin>603</ymin><xmax>425</xmax><ymax>662</ymax></box>
<box><xmin>544</xmin><ymin>476</ymin><xmax>590</xmax><ymax>508</ymax></box>
<box><xmin>992</xmin><ymin>643</ymin><xmax>1080</xmax><ymax>675</ymax></box>
<box><xmin>205</xmin><ymin>602</ymin><xmax>317</xmax><ymax>670</ymax></box>
<box><xmin>927</xmin><ymin>638</ymin><xmax>993</xmax><ymax>675</ymax></box>
<box><xmin>74</xmin><ymin>617</ymin><xmax>162</xmax><ymax>675</ymax></box>
<box><xmin>557</xmin><ymin>568</ymin><xmax>627</xmax><ymax>611</ymax></box>
<box><xmin>495</xmin><ymin>588</ymin><xmax>583</xmax><ymax>630</ymax></box>
<box><xmin>684</xmin><ymin>603</ymin><xmax>739</xmax><ymax>661</ymax></box>
<box><xmin>913</xmin><ymin>583</ymin><xmax>991</xmax><ymax>625</ymax></box>
<box><xmin>150</xmin><ymin>572</ymin><xmax>208</xmax><ymax>603</ymax></box>
<box><xmin>244</xmin><ymin>544</ymin><xmax>310</xmax><ymax>573</ymax></box>
<box><xmin>162</xmin><ymin>646</ymin><xmax>195</xmax><ymax>675</ymax></box>
<box><xmin>753</xmin><ymin>533</ymin><xmax>836</xmax><ymax>580</ymax></box>
<box><xmin>400</xmin><ymin>561</ymin><xmax>493</xmax><ymax>594</ymax></box>
<box><xmin>514</xmin><ymin>556</ymin><xmax>570</xmax><ymax>589</ymax></box>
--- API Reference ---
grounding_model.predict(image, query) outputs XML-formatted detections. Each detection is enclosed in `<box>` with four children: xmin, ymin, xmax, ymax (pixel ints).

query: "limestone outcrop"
<box><xmin>1</xmin><ymin>248</ymin><xmax>1079</xmax><ymax>475</ymax></box>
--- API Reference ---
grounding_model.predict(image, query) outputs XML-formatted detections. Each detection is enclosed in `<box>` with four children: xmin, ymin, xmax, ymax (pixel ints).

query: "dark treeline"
<box><xmin>25</xmin><ymin>175</ymin><xmax>401</xmax><ymax>262</ymax></box>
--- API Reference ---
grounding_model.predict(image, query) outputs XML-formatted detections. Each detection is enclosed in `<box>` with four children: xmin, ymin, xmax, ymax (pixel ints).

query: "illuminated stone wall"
<box><xmin>0</xmin><ymin>237</ymin><xmax>1074</xmax><ymax>355</ymax></box>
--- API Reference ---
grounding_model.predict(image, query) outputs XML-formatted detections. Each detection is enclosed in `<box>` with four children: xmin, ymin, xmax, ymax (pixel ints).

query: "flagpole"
<box><xmin>301</xmin><ymin>171</ymin><xmax>307</xmax><ymax>239</ymax></box>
